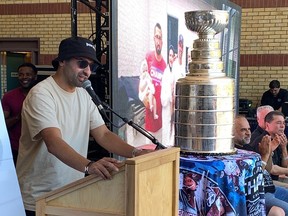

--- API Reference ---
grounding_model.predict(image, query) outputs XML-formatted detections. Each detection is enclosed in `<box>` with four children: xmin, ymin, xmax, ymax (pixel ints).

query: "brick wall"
<box><xmin>230</xmin><ymin>0</ymin><xmax>288</xmax><ymax>107</ymax></box>
<box><xmin>0</xmin><ymin>1</ymin><xmax>97</xmax><ymax>65</ymax></box>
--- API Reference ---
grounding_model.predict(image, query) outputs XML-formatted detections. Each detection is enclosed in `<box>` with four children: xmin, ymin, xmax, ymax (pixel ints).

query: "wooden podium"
<box><xmin>36</xmin><ymin>147</ymin><xmax>180</xmax><ymax>216</ymax></box>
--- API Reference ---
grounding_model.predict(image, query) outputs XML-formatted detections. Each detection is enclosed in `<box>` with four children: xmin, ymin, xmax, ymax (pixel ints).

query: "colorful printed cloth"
<box><xmin>179</xmin><ymin>149</ymin><xmax>265</xmax><ymax>216</ymax></box>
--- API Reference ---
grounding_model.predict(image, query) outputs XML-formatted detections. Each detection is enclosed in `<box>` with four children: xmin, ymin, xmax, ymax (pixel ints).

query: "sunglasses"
<box><xmin>74</xmin><ymin>58</ymin><xmax>99</xmax><ymax>72</ymax></box>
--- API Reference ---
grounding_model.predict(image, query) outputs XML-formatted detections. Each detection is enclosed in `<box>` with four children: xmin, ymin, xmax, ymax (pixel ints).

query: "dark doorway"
<box><xmin>167</xmin><ymin>15</ymin><xmax>178</xmax><ymax>62</ymax></box>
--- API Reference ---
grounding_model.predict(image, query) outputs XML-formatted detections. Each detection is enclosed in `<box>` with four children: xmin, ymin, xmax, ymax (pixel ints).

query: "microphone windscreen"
<box><xmin>82</xmin><ymin>80</ymin><xmax>92</xmax><ymax>89</ymax></box>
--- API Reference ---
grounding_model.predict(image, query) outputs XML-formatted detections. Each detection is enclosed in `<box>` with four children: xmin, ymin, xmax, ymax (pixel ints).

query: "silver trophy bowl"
<box><xmin>185</xmin><ymin>10</ymin><xmax>229</xmax><ymax>37</ymax></box>
<box><xmin>174</xmin><ymin>10</ymin><xmax>235</xmax><ymax>154</ymax></box>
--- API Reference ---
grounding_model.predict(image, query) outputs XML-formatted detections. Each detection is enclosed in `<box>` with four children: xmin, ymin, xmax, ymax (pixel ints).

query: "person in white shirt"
<box><xmin>17</xmin><ymin>37</ymin><xmax>152</xmax><ymax>216</ymax></box>
<box><xmin>161</xmin><ymin>45</ymin><xmax>176</xmax><ymax>146</ymax></box>
<box><xmin>173</xmin><ymin>34</ymin><xmax>186</xmax><ymax>81</ymax></box>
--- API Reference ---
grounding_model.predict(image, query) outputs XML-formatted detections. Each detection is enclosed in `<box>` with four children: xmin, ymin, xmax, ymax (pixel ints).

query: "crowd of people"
<box><xmin>234</xmin><ymin>106</ymin><xmax>288</xmax><ymax>214</ymax></box>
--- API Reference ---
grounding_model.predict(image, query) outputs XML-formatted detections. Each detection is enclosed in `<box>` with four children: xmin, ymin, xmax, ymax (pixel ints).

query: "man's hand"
<box><xmin>258</xmin><ymin>135</ymin><xmax>272</xmax><ymax>161</ymax></box>
<box><xmin>271</xmin><ymin>134</ymin><xmax>281</xmax><ymax>151</ymax></box>
<box><xmin>278</xmin><ymin>133</ymin><xmax>288</xmax><ymax>149</ymax></box>
<box><xmin>88</xmin><ymin>157</ymin><xmax>123</xmax><ymax>180</ymax></box>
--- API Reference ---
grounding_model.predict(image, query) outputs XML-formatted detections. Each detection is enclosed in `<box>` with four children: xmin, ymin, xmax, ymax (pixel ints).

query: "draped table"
<box><xmin>178</xmin><ymin>149</ymin><xmax>266</xmax><ymax>216</ymax></box>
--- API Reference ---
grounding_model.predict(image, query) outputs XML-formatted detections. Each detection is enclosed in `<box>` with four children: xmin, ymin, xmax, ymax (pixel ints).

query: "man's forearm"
<box><xmin>270</xmin><ymin>164</ymin><xmax>288</xmax><ymax>176</ymax></box>
<box><xmin>262</xmin><ymin>154</ymin><xmax>272</xmax><ymax>172</ymax></box>
<box><xmin>281</xmin><ymin>146</ymin><xmax>288</xmax><ymax>167</ymax></box>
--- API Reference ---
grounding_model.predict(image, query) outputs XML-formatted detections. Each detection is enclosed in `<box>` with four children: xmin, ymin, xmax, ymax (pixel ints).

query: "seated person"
<box><xmin>250</xmin><ymin>105</ymin><xmax>274</xmax><ymax>143</ymax></box>
<box><xmin>250</xmin><ymin>111</ymin><xmax>288</xmax><ymax>181</ymax></box>
<box><xmin>261</xmin><ymin>80</ymin><xmax>288</xmax><ymax>111</ymax></box>
<box><xmin>233</xmin><ymin>115</ymin><xmax>287</xmax><ymax>215</ymax></box>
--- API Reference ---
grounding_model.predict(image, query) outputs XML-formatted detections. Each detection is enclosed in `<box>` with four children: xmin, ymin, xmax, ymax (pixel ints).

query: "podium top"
<box><xmin>125</xmin><ymin>147</ymin><xmax>180</xmax><ymax>165</ymax></box>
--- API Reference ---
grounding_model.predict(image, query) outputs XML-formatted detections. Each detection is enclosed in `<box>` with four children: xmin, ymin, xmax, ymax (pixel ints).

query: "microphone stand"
<box><xmin>98</xmin><ymin>100</ymin><xmax>166</xmax><ymax>150</ymax></box>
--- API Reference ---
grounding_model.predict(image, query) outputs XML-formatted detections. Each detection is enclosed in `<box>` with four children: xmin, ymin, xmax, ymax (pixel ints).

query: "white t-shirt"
<box><xmin>16</xmin><ymin>76</ymin><xmax>104</xmax><ymax>211</ymax></box>
<box><xmin>173</xmin><ymin>60</ymin><xmax>186</xmax><ymax>81</ymax></box>
<box><xmin>161</xmin><ymin>66</ymin><xmax>176</xmax><ymax>147</ymax></box>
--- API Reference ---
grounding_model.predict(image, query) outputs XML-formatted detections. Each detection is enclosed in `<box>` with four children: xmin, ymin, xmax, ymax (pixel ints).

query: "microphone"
<box><xmin>82</xmin><ymin>80</ymin><xmax>107</xmax><ymax>117</ymax></box>
<box><xmin>82</xmin><ymin>80</ymin><xmax>166</xmax><ymax>150</ymax></box>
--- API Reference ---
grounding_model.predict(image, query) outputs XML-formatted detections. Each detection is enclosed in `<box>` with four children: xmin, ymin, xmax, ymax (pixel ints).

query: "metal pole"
<box><xmin>71</xmin><ymin>0</ymin><xmax>77</xmax><ymax>38</ymax></box>
<box><xmin>95</xmin><ymin>0</ymin><xmax>102</xmax><ymax>61</ymax></box>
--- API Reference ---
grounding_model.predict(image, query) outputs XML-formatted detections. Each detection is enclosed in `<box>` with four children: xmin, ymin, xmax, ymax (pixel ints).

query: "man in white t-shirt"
<box><xmin>16</xmin><ymin>37</ymin><xmax>152</xmax><ymax>216</ymax></box>
<box><xmin>161</xmin><ymin>45</ymin><xmax>176</xmax><ymax>146</ymax></box>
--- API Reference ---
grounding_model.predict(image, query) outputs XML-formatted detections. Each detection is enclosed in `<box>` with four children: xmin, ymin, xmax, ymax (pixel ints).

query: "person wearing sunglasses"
<box><xmin>16</xmin><ymin>36</ymin><xmax>152</xmax><ymax>216</ymax></box>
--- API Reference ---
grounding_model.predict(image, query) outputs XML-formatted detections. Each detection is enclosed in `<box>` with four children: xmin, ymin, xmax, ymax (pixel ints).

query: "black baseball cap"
<box><xmin>52</xmin><ymin>36</ymin><xmax>100</xmax><ymax>70</ymax></box>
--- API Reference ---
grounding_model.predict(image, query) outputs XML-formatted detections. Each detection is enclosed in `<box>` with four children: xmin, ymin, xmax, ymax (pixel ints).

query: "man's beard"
<box><xmin>242</xmin><ymin>138</ymin><xmax>250</xmax><ymax>145</ymax></box>
<box><xmin>156</xmin><ymin>47</ymin><xmax>161</xmax><ymax>55</ymax></box>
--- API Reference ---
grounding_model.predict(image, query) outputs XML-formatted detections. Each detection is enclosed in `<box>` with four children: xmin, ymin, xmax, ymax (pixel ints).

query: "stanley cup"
<box><xmin>174</xmin><ymin>10</ymin><xmax>235</xmax><ymax>154</ymax></box>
